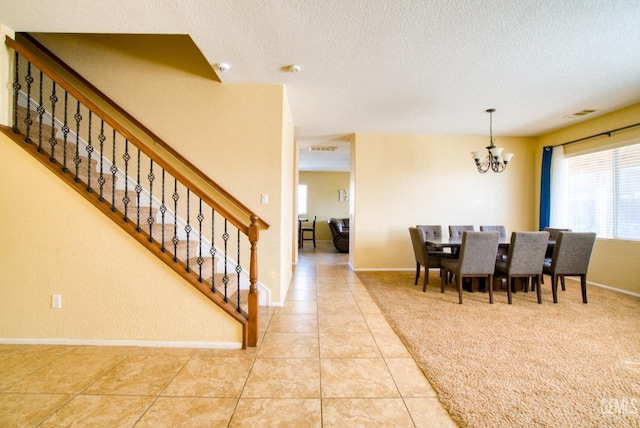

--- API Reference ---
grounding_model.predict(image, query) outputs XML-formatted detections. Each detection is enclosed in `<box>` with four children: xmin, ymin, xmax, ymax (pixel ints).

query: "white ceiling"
<box><xmin>2</xmin><ymin>0</ymin><xmax>640</xmax><ymax>171</ymax></box>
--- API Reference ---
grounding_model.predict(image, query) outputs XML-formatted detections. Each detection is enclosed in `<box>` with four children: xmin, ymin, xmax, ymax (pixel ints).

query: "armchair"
<box><xmin>328</xmin><ymin>218</ymin><xmax>349</xmax><ymax>253</ymax></box>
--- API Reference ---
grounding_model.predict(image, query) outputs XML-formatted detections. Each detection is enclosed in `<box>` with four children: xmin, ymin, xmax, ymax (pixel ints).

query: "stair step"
<box><xmin>164</xmin><ymin>239</ymin><xmax>200</xmax><ymax>260</ymax></box>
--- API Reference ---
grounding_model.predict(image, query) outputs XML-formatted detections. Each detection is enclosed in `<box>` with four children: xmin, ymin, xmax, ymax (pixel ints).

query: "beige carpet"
<box><xmin>357</xmin><ymin>270</ymin><xmax>640</xmax><ymax>428</ymax></box>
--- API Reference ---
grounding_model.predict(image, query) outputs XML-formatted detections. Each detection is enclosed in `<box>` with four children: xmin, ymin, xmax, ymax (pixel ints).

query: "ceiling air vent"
<box><xmin>309</xmin><ymin>146</ymin><xmax>338</xmax><ymax>152</ymax></box>
<box><xmin>564</xmin><ymin>109</ymin><xmax>596</xmax><ymax>119</ymax></box>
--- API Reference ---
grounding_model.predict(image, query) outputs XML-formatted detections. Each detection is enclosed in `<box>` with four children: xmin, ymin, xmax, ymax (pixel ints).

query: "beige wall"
<box><xmin>536</xmin><ymin>104</ymin><xmax>640</xmax><ymax>294</ymax></box>
<box><xmin>30</xmin><ymin>33</ymin><xmax>293</xmax><ymax>305</ymax></box>
<box><xmin>352</xmin><ymin>133</ymin><xmax>536</xmax><ymax>270</ymax></box>
<box><xmin>298</xmin><ymin>171</ymin><xmax>350</xmax><ymax>241</ymax></box>
<box><xmin>0</xmin><ymin>132</ymin><xmax>242</xmax><ymax>346</ymax></box>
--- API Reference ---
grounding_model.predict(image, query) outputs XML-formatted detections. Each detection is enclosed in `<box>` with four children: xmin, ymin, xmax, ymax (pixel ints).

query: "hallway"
<box><xmin>0</xmin><ymin>242</ymin><xmax>455</xmax><ymax>426</ymax></box>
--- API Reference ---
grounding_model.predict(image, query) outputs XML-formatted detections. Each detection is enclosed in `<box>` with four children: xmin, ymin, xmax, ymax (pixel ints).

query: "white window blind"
<box><xmin>566</xmin><ymin>142</ymin><xmax>640</xmax><ymax>239</ymax></box>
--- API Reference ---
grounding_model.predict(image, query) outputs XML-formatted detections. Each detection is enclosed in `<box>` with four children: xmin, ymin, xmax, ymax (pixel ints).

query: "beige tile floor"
<box><xmin>0</xmin><ymin>242</ymin><xmax>457</xmax><ymax>427</ymax></box>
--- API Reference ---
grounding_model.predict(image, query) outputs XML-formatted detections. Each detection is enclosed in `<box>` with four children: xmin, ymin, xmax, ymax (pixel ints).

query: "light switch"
<box><xmin>261</xmin><ymin>194</ymin><xmax>268</xmax><ymax>204</ymax></box>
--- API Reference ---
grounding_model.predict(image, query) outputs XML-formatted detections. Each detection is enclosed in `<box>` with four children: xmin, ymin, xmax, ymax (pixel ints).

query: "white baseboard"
<box><xmin>0</xmin><ymin>338</ymin><xmax>242</xmax><ymax>349</ymax></box>
<box><xmin>590</xmin><ymin>281</ymin><xmax>640</xmax><ymax>298</ymax></box>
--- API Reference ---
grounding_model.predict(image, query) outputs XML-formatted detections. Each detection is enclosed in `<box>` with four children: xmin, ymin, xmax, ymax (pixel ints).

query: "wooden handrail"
<box><xmin>6</xmin><ymin>34</ymin><xmax>270</xmax><ymax>234</ymax></box>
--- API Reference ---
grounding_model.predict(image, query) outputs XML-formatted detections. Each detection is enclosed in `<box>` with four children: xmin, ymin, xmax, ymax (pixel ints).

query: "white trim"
<box><xmin>0</xmin><ymin>338</ymin><xmax>242</xmax><ymax>349</ymax></box>
<box><xmin>590</xmin><ymin>281</ymin><xmax>640</xmax><ymax>298</ymax></box>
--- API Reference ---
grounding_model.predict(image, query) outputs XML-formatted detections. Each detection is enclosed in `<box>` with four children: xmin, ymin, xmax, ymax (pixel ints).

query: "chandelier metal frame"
<box><xmin>471</xmin><ymin>108</ymin><xmax>513</xmax><ymax>173</ymax></box>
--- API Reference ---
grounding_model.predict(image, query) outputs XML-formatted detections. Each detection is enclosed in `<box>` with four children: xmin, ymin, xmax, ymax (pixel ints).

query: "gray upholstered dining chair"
<box><xmin>480</xmin><ymin>225</ymin><xmax>507</xmax><ymax>239</ymax></box>
<box><xmin>440</xmin><ymin>231</ymin><xmax>500</xmax><ymax>304</ymax></box>
<box><xmin>409</xmin><ymin>227</ymin><xmax>449</xmax><ymax>291</ymax></box>
<box><xmin>416</xmin><ymin>225</ymin><xmax>445</xmax><ymax>255</ymax></box>
<box><xmin>481</xmin><ymin>225</ymin><xmax>508</xmax><ymax>260</ymax></box>
<box><xmin>449</xmin><ymin>225</ymin><xmax>474</xmax><ymax>239</ymax></box>
<box><xmin>448</xmin><ymin>225</ymin><xmax>474</xmax><ymax>256</ymax></box>
<box><xmin>543</xmin><ymin>231</ymin><xmax>596</xmax><ymax>303</ymax></box>
<box><xmin>494</xmin><ymin>231</ymin><xmax>550</xmax><ymax>304</ymax></box>
<box><xmin>543</xmin><ymin>227</ymin><xmax>571</xmax><ymax>259</ymax></box>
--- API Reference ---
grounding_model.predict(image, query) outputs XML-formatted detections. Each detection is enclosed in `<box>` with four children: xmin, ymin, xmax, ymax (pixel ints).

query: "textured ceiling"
<box><xmin>2</xmin><ymin>0</ymin><xmax>640</xmax><ymax>171</ymax></box>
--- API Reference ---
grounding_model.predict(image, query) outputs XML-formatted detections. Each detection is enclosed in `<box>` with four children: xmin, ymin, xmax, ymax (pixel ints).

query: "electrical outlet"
<box><xmin>52</xmin><ymin>294</ymin><xmax>62</xmax><ymax>309</ymax></box>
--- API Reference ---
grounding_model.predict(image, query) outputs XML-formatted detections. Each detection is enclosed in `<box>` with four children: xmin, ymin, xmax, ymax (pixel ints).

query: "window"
<box><xmin>297</xmin><ymin>184</ymin><xmax>308</xmax><ymax>215</ymax></box>
<box><xmin>567</xmin><ymin>142</ymin><xmax>640</xmax><ymax>239</ymax></box>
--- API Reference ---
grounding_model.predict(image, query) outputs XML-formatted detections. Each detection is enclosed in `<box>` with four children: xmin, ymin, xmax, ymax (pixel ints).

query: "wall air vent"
<box><xmin>308</xmin><ymin>146</ymin><xmax>338</xmax><ymax>152</ymax></box>
<box><xmin>564</xmin><ymin>109</ymin><xmax>596</xmax><ymax>119</ymax></box>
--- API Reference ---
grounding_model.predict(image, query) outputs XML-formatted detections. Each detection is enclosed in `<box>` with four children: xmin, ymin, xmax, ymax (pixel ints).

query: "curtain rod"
<box><xmin>556</xmin><ymin>122</ymin><xmax>640</xmax><ymax>147</ymax></box>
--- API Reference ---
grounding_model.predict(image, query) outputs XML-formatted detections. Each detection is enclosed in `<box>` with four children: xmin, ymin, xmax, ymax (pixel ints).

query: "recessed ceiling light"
<box><xmin>286</xmin><ymin>64</ymin><xmax>301</xmax><ymax>73</ymax></box>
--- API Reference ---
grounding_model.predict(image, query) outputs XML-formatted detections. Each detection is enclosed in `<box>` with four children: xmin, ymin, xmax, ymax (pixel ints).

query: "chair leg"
<box><xmin>506</xmin><ymin>276</ymin><xmax>512</xmax><ymax>304</ymax></box>
<box><xmin>312</xmin><ymin>232</ymin><xmax>316</xmax><ymax>247</ymax></box>
<box><xmin>560</xmin><ymin>275</ymin><xmax>566</xmax><ymax>291</ymax></box>
<box><xmin>457</xmin><ymin>275</ymin><xmax>464</xmax><ymax>304</ymax></box>
<box><xmin>488</xmin><ymin>274</ymin><xmax>494</xmax><ymax>304</ymax></box>
<box><xmin>581</xmin><ymin>274</ymin><xmax>588</xmax><ymax>304</ymax></box>
<box><xmin>440</xmin><ymin>268</ymin><xmax>447</xmax><ymax>293</ymax></box>
<box><xmin>535</xmin><ymin>275</ymin><xmax>542</xmax><ymax>304</ymax></box>
<box><xmin>423</xmin><ymin>267</ymin><xmax>429</xmax><ymax>292</ymax></box>
<box><xmin>552</xmin><ymin>274</ymin><xmax>559</xmax><ymax>303</ymax></box>
<box><xmin>414</xmin><ymin>263</ymin><xmax>420</xmax><ymax>286</ymax></box>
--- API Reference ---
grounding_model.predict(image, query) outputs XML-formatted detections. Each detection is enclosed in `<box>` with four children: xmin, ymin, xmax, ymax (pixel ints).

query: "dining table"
<box><xmin>424</xmin><ymin>235</ymin><xmax>556</xmax><ymax>292</ymax></box>
<box><xmin>425</xmin><ymin>236</ymin><xmax>555</xmax><ymax>250</ymax></box>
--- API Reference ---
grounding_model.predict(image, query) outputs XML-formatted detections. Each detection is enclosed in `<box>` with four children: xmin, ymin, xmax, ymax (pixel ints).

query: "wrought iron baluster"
<box><xmin>24</xmin><ymin>62</ymin><xmax>33</xmax><ymax>143</ymax></box>
<box><xmin>185</xmin><ymin>189</ymin><xmax>191</xmax><ymax>273</ymax></box>
<box><xmin>210</xmin><ymin>208</ymin><xmax>216</xmax><ymax>293</ymax></box>
<box><xmin>73</xmin><ymin>101</ymin><xmax>82</xmax><ymax>182</ymax></box>
<box><xmin>36</xmin><ymin>71</ymin><xmax>44</xmax><ymax>153</ymax></box>
<box><xmin>85</xmin><ymin>111</ymin><xmax>94</xmax><ymax>192</ymax></box>
<box><xmin>110</xmin><ymin>130</ymin><xmax>117</xmax><ymax>211</ymax></box>
<box><xmin>61</xmin><ymin>92</ymin><xmax>69</xmax><ymax>172</ymax></box>
<box><xmin>172</xmin><ymin>178</ymin><xmax>179</xmax><ymax>262</ymax></box>
<box><xmin>197</xmin><ymin>199</ymin><xmax>204</xmax><ymax>282</ymax></box>
<box><xmin>160</xmin><ymin>170</ymin><xmax>167</xmax><ymax>252</ymax></box>
<box><xmin>236</xmin><ymin>229</ymin><xmax>242</xmax><ymax>312</ymax></box>
<box><xmin>147</xmin><ymin>159</ymin><xmax>155</xmax><ymax>242</ymax></box>
<box><xmin>12</xmin><ymin>52</ymin><xmax>21</xmax><ymax>134</ymax></box>
<box><xmin>135</xmin><ymin>148</ymin><xmax>142</xmax><ymax>232</ymax></box>
<box><xmin>122</xmin><ymin>139</ymin><xmax>130</xmax><ymax>222</ymax></box>
<box><xmin>97</xmin><ymin>120</ymin><xmax>106</xmax><ymax>201</ymax></box>
<box><xmin>48</xmin><ymin>82</ymin><xmax>58</xmax><ymax>162</ymax></box>
<box><xmin>223</xmin><ymin>219</ymin><xmax>229</xmax><ymax>302</ymax></box>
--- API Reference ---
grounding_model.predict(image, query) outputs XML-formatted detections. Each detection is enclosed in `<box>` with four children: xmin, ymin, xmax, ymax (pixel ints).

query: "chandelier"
<box><xmin>471</xmin><ymin>109</ymin><xmax>513</xmax><ymax>173</ymax></box>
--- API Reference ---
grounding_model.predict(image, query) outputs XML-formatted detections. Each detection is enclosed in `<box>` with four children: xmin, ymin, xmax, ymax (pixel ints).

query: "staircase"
<box><xmin>3</xmin><ymin>34</ymin><xmax>266</xmax><ymax>348</ymax></box>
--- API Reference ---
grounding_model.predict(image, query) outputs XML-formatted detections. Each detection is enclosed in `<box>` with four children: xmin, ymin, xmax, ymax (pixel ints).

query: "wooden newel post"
<box><xmin>247</xmin><ymin>215</ymin><xmax>260</xmax><ymax>347</ymax></box>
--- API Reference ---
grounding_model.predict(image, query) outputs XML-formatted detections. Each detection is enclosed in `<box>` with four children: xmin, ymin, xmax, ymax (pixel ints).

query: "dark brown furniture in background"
<box><xmin>300</xmin><ymin>216</ymin><xmax>317</xmax><ymax>248</ymax></box>
<box><xmin>328</xmin><ymin>218</ymin><xmax>349</xmax><ymax>252</ymax></box>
